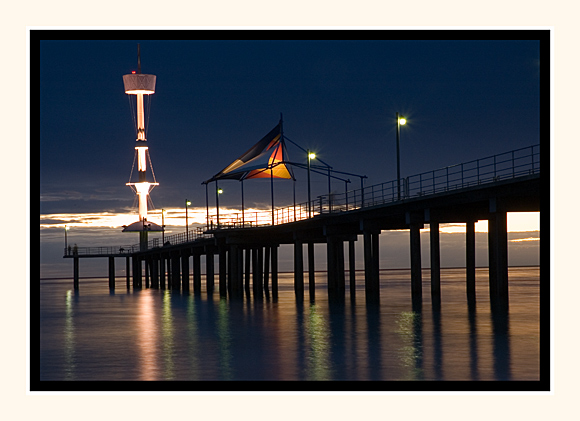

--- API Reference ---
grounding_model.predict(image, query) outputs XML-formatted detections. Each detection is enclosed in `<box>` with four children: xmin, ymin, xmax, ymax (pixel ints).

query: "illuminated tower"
<box><xmin>122</xmin><ymin>45</ymin><xmax>162</xmax><ymax>249</ymax></box>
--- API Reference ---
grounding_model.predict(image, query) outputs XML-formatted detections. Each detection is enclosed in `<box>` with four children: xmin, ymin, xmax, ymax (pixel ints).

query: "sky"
<box><xmin>37</xmin><ymin>30</ymin><xmax>545</xmax><ymax>277</ymax></box>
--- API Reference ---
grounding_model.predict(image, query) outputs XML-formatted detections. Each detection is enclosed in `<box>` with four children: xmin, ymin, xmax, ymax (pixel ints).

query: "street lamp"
<box><xmin>64</xmin><ymin>225</ymin><xmax>70</xmax><ymax>254</ymax></box>
<box><xmin>307</xmin><ymin>150</ymin><xmax>316</xmax><ymax>217</ymax></box>
<box><xmin>185</xmin><ymin>200</ymin><xmax>191</xmax><ymax>240</ymax></box>
<box><xmin>396</xmin><ymin>112</ymin><xmax>406</xmax><ymax>200</ymax></box>
<box><xmin>162</xmin><ymin>209</ymin><xmax>166</xmax><ymax>244</ymax></box>
<box><xmin>216</xmin><ymin>186</ymin><xmax>223</xmax><ymax>227</ymax></box>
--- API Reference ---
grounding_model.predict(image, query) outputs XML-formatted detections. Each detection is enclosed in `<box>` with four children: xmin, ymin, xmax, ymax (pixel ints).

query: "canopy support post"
<box><xmin>271</xmin><ymin>167</ymin><xmax>275</xmax><ymax>225</ymax></box>
<box><xmin>216</xmin><ymin>180</ymin><xmax>220</xmax><ymax>227</ymax></box>
<box><xmin>205</xmin><ymin>182</ymin><xmax>209</xmax><ymax>230</ymax></box>
<box><xmin>293</xmin><ymin>178</ymin><xmax>296</xmax><ymax>221</ymax></box>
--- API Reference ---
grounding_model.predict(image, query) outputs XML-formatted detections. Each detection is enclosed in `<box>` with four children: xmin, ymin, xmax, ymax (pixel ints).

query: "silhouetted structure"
<box><xmin>65</xmin><ymin>145</ymin><xmax>540</xmax><ymax>312</ymax></box>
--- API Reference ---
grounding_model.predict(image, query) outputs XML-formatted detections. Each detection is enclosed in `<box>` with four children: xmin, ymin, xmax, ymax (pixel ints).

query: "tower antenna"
<box><xmin>137</xmin><ymin>43</ymin><xmax>141</xmax><ymax>74</ymax></box>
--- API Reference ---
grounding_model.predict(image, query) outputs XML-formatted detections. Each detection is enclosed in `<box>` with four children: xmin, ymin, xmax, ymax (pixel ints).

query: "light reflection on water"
<box><xmin>39</xmin><ymin>268</ymin><xmax>540</xmax><ymax>383</ymax></box>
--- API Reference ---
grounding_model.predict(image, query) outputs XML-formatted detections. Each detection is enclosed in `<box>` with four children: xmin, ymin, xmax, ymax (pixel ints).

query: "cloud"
<box><xmin>40</xmin><ymin>190</ymin><xmax>84</xmax><ymax>202</ymax></box>
<box><xmin>510</xmin><ymin>237</ymin><xmax>540</xmax><ymax>243</ymax></box>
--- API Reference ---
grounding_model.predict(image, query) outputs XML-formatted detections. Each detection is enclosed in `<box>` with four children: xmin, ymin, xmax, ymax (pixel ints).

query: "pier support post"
<box><xmin>327</xmin><ymin>239</ymin><xmax>336</xmax><ymax>298</ymax></box>
<box><xmin>308</xmin><ymin>242</ymin><xmax>315</xmax><ymax>300</ymax></box>
<box><xmin>338</xmin><ymin>241</ymin><xmax>345</xmax><ymax>297</ymax></box>
<box><xmin>108</xmin><ymin>256</ymin><xmax>115</xmax><ymax>290</ymax></box>
<box><xmin>244</xmin><ymin>248</ymin><xmax>251</xmax><ymax>295</ymax></box>
<box><xmin>227</xmin><ymin>247</ymin><xmax>233</xmax><ymax>296</ymax></box>
<box><xmin>171</xmin><ymin>253</ymin><xmax>181</xmax><ymax>290</ymax></box>
<box><xmin>181</xmin><ymin>251</ymin><xmax>190</xmax><ymax>292</ymax></box>
<box><xmin>144</xmin><ymin>259</ymin><xmax>150</xmax><ymax>288</ymax></box>
<box><xmin>193</xmin><ymin>251</ymin><xmax>201</xmax><ymax>294</ymax></box>
<box><xmin>264</xmin><ymin>246</ymin><xmax>270</xmax><ymax>296</ymax></box>
<box><xmin>294</xmin><ymin>240</ymin><xmax>304</xmax><ymax>300</ymax></box>
<box><xmin>165</xmin><ymin>256</ymin><xmax>171</xmax><ymax>288</ymax></box>
<box><xmin>73</xmin><ymin>255</ymin><xmax>79</xmax><ymax>290</ymax></box>
<box><xmin>430</xmin><ymin>222</ymin><xmax>441</xmax><ymax>303</ymax></box>
<box><xmin>253</xmin><ymin>247</ymin><xmax>264</xmax><ymax>300</ymax></box>
<box><xmin>363</xmin><ymin>231</ymin><xmax>380</xmax><ymax>303</ymax></box>
<box><xmin>251</xmin><ymin>248</ymin><xmax>258</xmax><ymax>297</ymax></box>
<box><xmin>230</xmin><ymin>245</ymin><xmax>242</xmax><ymax>298</ymax></box>
<box><xmin>410</xmin><ymin>223</ymin><xmax>423</xmax><ymax>309</ymax></box>
<box><xmin>160</xmin><ymin>255</ymin><xmax>166</xmax><ymax>289</ymax></box>
<box><xmin>349</xmin><ymin>239</ymin><xmax>356</xmax><ymax>298</ymax></box>
<box><xmin>271</xmin><ymin>245</ymin><xmax>279</xmax><ymax>300</ymax></box>
<box><xmin>466</xmin><ymin>220</ymin><xmax>476</xmax><ymax>304</ymax></box>
<box><xmin>150</xmin><ymin>257</ymin><xmax>159</xmax><ymax>289</ymax></box>
<box><xmin>206</xmin><ymin>250</ymin><xmax>214</xmax><ymax>295</ymax></box>
<box><xmin>327</xmin><ymin>237</ymin><xmax>345</xmax><ymax>301</ymax></box>
<box><xmin>126</xmin><ymin>256</ymin><xmax>130</xmax><ymax>289</ymax></box>
<box><xmin>132</xmin><ymin>257</ymin><xmax>142</xmax><ymax>288</ymax></box>
<box><xmin>219</xmin><ymin>247</ymin><xmax>227</xmax><ymax>297</ymax></box>
<box><xmin>488</xmin><ymin>207</ymin><xmax>508</xmax><ymax>310</ymax></box>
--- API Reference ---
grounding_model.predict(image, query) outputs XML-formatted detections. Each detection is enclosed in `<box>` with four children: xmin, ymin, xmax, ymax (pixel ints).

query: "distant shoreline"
<box><xmin>39</xmin><ymin>265</ymin><xmax>540</xmax><ymax>281</ymax></box>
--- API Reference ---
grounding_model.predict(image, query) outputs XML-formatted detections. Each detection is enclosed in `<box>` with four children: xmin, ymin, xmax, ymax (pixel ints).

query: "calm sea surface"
<box><xmin>38</xmin><ymin>267</ymin><xmax>541</xmax><ymax>388</ymax></box>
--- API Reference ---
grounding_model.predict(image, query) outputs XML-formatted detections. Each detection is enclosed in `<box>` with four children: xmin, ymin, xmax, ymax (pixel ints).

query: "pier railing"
<box><xmin>208</xmin><ymin>144</ymin><xmax>540</xmax><ymax>228</ymax></box>
<box><xmin>64</xmin><ymin>245</ymin><xmax>140</xmax><ymax>256</ymax></box>
<box><xmin>156</xmin><ymin>226</ymin><xmax>211</xmax><ymax>247</ymax></box>
<box><xmin>64</xmin><ymin>227</ymin><xmax>212</xmax><ymax>256</ymax></box>
<box><xmin>65</xmin><ymin>144</ymin><xmax>539</xmax><ymax>255</ymax></box>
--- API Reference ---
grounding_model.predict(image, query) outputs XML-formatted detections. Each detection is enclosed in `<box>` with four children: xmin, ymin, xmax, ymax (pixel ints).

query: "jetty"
<box><xmin>64</xmin><ymin>144</ymin><xmax>540</xmax><ymax>311</ymax></box>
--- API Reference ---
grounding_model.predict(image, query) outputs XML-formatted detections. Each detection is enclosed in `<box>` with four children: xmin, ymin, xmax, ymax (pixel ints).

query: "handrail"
<box><xmin>206</xmin><ymin>144</ymin><xmax>540</xmax><ymax>229</ymax></box>
<box><xmin>63</xmin><ymin>227</ymin><xmax>212</xmax><ymax>257</ymax></box>
<box><xmin>63</xmin><ymin>245</ymin><xmax>139</xmax><ymax>256</ymax></box>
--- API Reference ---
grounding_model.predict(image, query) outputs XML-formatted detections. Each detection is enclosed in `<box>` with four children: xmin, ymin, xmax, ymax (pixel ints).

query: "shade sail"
<box><xmin>204</xmin><ymin>122</ymin><xmax>294</xmax><ymax>183</ymax></box>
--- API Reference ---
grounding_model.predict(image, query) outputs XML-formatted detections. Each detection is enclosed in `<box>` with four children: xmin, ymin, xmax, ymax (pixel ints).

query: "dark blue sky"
<box><xmin>38</xmin><ymin>30</ymin><xmax>545</xmax><ymax>215</ymax></box>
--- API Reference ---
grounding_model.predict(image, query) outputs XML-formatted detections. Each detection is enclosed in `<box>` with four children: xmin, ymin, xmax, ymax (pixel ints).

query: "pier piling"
<box><xmin>219</xmin><ymin>247</ymin><xmax>227</xmax><ymax>297</ymax></box>
<box><xmin>126</xmin><ymin>256</ymin><xmax>131</xmax><ymax>289</ymax></box>
<box><xmin>73</xmin><ymin>255</ymin><xmax>79</xmax><ymax>290</ymax></box>
<box><xmin>308</xmin><ymin>242</ymin><xmax>315</xmax><ymax>300</ymax></box>
<box><xmin>108</xmin><ymin>256</ymin><xmax>115</xmax><ymax>290</ymax></box>
<box><xmin>181</xmin><ymin>251</ymin><xmax>190</xmax><ymax>292</ymax></box>
<box><xmin>488</xmin><ymin>208</ymin><xmax>509</xmax><ymax>310</ymax></box>
<box><xmin>430</xmin><ymin>221</ymin><xmax>441</xmax><ymax>303</ymax></box>
<box><xmin>171</xmin><ymin>253</ymin><xmax>180</xmax><ymax>290</ymax></box>
<box><xmin>349</xmin><ymin>239</ymin><xmax>356</xmax><ymax>299</ymax></box>
<box><xmin>466</xmin><ymin>220</ymin><xmax>476</xmax><ymax>304</ymax></box>
<box><xmin>271</xmin><ymin>245</ymin><xmax>278</xmax><ymax>300</ymax></box>
<box><xmin>364</xmin><ymin>231</ymin><xmax>380</xmax><ymax>303</ymax></box>
<box><xmin>206</xmin><ymin>249</ymin><xmax>214</xmax><ymax>294</ymax></box>
<box><xmin>193</xmin><ymin>251</ymin><xmax>201</xmax><ymax>294</ymax></box>
<box><xmin>294</xmin><ymin>240</ymin><xmax>304</xmax><ymax>300</ymax></box>
<box><xmin>410</xmin><ymin>223</ymin><xmax>423</xmax><ymax>310</ymax></box>
<box><xmin>264</xmin><ymin>246</ymin><xmax>270</xmax><ymax>296</ymax></box>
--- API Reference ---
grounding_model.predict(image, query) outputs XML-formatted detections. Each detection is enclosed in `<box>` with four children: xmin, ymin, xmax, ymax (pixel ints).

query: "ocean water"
<box><xmin>37</xmin><ymin>267</ymin><xmax>543</xmax><ymax>390</ymax></box>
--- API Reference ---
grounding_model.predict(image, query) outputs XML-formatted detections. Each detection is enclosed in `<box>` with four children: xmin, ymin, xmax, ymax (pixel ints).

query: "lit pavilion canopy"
<box><xmin>203</xmin><ymin>121</ymin><xmax>294</xmax><ymax>184</ymax></box>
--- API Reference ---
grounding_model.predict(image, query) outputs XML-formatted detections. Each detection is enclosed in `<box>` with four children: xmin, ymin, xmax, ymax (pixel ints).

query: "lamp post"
<box><xmin>396</xmin><ymin>112</ymin><xmax>406</xmax><ymax>200</ymax></box>
<box><xmin>185</xmin><ymin>200</ymin><xmax>191</xmax><ymax>240</ymax></box>
<box><xmin>216</xmin><ymin>186</ymin><xmax>223</xmax><ymax>227</ymax></box>
<box><xmin>162</xmin><ymin>209</ymin><xmax>166</xmax><ymax>244</ymax></box>
<box><xmin>64</xmin><ymin>225</ymin><xmax>70</xmax><ymax>254</ymax></box>
<box><xmin>307</xmin><ymin>150</ymin><xmax>316</xmax><ymax>218</ymax></box>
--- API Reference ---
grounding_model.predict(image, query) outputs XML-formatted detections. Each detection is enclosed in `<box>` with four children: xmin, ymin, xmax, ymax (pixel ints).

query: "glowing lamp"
<box><xmin>308</xmin><ymin>152</ymin><xmax>316</xmax><ymax>160</ymax></box>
